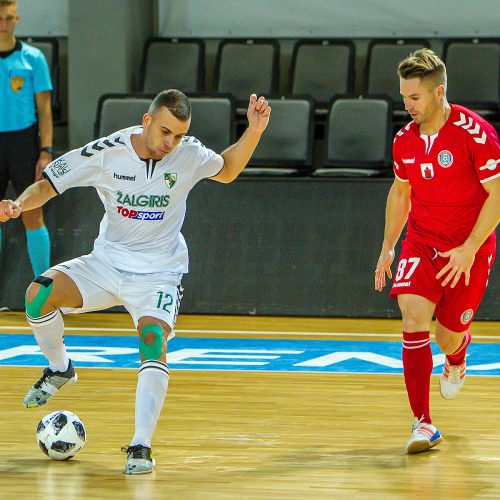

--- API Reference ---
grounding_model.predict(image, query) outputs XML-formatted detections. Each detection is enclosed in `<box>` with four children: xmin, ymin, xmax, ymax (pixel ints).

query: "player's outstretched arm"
<box><xmin>211</xmin><ymin>94</ymin><xmax>271</xmax><ymax>183</ymax></box>
<box><xmin>375</xmin><ymin>179</ymin><xmax>411</xmax><ymax>291</ymax></box>
<box><xmin>0</xmin><ymin>179</ymin><xmax>57</xmax><ymax>222</ymax></box>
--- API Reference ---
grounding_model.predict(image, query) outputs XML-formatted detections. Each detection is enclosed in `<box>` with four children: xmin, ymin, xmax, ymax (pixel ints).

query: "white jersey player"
<box><xmin>45</xmin><ymin>125</ymin><xmax>227</xmax><ymax>275</ymax></box>
<box><xmin>0</xmin><ymin>89</ymin><xmax>271</xmax><ymax>475</ymax></box>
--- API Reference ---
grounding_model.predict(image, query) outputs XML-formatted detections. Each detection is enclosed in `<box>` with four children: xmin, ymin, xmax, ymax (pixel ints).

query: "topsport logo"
<box><xmin>117</xmin><ymin>206</ymin><xmax>164</xmax><ymax>221</ymax></box>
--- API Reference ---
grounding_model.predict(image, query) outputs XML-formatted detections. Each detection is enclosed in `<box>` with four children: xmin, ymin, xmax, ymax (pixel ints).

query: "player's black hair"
<box><xmin>149</xmin><ymin>89</ymin><xmax>191</xmax><ymax>121</ymax></box>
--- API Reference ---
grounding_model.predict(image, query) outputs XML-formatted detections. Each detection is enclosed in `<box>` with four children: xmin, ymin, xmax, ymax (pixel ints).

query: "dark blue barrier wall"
<box><xmin>0</xmin><ymin>178</ymin><xmax>498</xmax><ymax>319</ymax></box>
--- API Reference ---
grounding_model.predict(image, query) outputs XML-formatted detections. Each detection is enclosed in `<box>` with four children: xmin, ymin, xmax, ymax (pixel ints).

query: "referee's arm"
<box><xmin>35</xmin><ymin>90</ymin><xmax>53</xmax><ymax>179</ymax></box>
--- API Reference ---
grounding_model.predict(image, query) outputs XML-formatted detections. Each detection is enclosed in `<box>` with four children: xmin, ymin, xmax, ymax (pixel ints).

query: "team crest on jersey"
<box><xmin>420</xmin><ymin>163</ymin><xmax>434</xmax><ymax>180</ymax></box>
<box><xmin>10</xmin><ymin>76</ymin><xmax>24</xmax><ymax>93</ymax></box>
<box><xmin>437</xmin><ymin>150</ymin><xmax>453</xmax><ymax>168</ymax></box>
<box><xmin>460</xmin><ymin>309</ymin><xmax>474</xmax><ymax>325</ymax></box>
<box><xmin>164</xmin><ymin>173</ymin><xmax>177</xmax><ymax>189</ymax></box>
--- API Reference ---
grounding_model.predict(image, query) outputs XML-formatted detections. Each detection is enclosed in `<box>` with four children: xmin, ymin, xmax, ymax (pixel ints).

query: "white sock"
<box><xmin>130</xmin><ymin>360</ymin><xmax>169</xmax><ymax>448</ymax></box>
<box><xmin>27</xmin><ymin>310</ymin><xmax>69</xmax><ymax>372</ymax></box>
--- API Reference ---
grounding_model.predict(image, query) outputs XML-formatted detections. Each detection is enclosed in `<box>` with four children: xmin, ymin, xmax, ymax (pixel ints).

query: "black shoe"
<box><xmin>23</xmin><ymin>360</ymin><xmax>77</xmax><ymax>408</ymax></box>
<box><xmin>122</xmin><ymin>444</ymin><xmax>155</xmax><ymax>475</ymax></box>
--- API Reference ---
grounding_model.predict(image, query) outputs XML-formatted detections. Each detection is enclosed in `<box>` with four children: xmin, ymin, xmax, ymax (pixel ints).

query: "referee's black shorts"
<box><xmin>0</xmin><ymin>124</ymin><xmax>39</xmax><ymax>198</ymax></box>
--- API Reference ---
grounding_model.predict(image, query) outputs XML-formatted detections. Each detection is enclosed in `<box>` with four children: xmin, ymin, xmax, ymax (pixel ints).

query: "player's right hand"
<box><xmin>374</xmin><ymin>247</ymin><xmax>395</xmax><ymax>292</ymax></box>
<box><xmin>0</xmin><ymin>200</ymin><xmax>22</xmax><ymax>222</ymax></box>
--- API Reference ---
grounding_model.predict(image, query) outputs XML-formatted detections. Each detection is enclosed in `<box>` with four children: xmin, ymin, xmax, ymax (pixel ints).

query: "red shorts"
<box><xmin>390</xmin><ymin>239</ymin><xmax>495</xmax><ymax>332</ymax></box>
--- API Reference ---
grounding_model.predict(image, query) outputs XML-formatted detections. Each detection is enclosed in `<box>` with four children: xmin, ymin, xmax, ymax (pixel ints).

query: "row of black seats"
<box><xmin>95</xmin><ymin>93</ymin><xmax>393</xmax><ymax>177</ymax></box>
<box><xmin>141</xmin><ymin>37</ymin><xmax>499</xmax><ymax>111</ymax></box>
<box><xmin>21</xmin><ymin>36</ymin><xmax>500</xmax><ymax>125</ymax></box>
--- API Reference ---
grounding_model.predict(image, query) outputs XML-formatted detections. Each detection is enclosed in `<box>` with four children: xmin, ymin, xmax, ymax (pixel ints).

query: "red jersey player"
<box><xmin>375</xmin><ymin>49</ymin><xmax>499</xmax><ymax>454</ymax></box>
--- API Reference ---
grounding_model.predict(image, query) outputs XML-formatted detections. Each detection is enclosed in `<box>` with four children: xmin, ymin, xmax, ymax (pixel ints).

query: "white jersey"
<box><xmin>43</xmin><ymin>126</ymin><xmax>224</xmax><ymax>274</ymax></box>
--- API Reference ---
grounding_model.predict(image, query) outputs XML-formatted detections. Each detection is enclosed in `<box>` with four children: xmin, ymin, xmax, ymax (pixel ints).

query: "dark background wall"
<box><xmin>1</xmin><ymin>179</ymin><xmax>497</xmax><ymax>319</ymax></box>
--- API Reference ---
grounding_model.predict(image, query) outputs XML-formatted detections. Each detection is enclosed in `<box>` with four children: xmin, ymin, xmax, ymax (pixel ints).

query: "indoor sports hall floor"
<box><xmin>0</xmin><ymin>312</ymin><xmax>499</xmax><ymax>499</ymax></box>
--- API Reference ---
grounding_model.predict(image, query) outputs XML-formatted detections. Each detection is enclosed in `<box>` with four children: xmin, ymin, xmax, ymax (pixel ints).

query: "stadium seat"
<box><xmin>94</xmin><ymin>94</ymin><xmax>152</xmax><ymax>138</ymax></box>
<box><xmin>314</xmin><ymin>96</ymin><xmax>392</xmax><ymax>177</ymax></box>
<box><xmin>140</xmin><ymin>38</ymin><xmax>205</xmax><ymax>94</ymax></box>
<box><xmin>242</xmin><ymin>97</ymin><xmax>314</xmax><ymax>176</ymax></box>
<box><xmin>22</xmin><ymin>37</ymin><xmax>61</xmax><ymax>121</ymax></box>
<box><xmin>187</xmin><ymin>94</ymin><xmax>235</xmax><ymax>153</ymax></box>
<box><xmin>214</xmin><ymin>39</ymin><xmax>279</xmax><ymax>103</ymax></box>
<box><xmin>289</xmin><ymin>39</ymin><xmax>355</xmax><ymax>109</ymax></box>
<box><xmin>443</xmin><ymin>39</ymin><xmax>499</xmax><ymax>110</ymax></box>
<box><xmin>364</xmin><ymin>39</ymin><xmax>431</xmax><ymax>109</ymax></box>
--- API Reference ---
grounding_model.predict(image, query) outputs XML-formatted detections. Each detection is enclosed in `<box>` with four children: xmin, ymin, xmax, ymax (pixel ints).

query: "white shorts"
<box><xmin>52</xmin><ymin>252</ymin><xmax>183</xmax><ymax>339</ymax></box>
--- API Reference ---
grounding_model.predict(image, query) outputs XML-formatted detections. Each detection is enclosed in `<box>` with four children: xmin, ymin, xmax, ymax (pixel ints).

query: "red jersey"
<box><xmin>393</xmin><ymin>104</ymin><xmax>499</xmax><ymax>256</ymax></box>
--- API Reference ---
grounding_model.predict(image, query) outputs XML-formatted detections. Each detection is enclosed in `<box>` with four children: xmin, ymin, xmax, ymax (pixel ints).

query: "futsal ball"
<box><xmin>36</xmin><ymin>410</ymin><xmax>86</xmax><ymax>460</ymax></box>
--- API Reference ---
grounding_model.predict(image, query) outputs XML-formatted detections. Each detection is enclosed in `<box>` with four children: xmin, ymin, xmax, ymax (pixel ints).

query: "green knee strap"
<box><xmin>25</xmin><ymin>276</ymin><xmax>54</xmax><ymax>318</ymax></box>
<box><xmin>140</xmin><ymin>324</ymin><xmax>164</xmax><ymax>360</ymax></box>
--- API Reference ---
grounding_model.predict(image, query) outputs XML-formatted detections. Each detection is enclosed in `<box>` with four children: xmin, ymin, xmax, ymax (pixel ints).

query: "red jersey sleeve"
<box><xmin>457</xmin><ymin>110</ymin><xmax>500</xmax><ymax>183</ymax></box>
<box><xmin>392</xmin><ymin>134</ymin><xmax>408</xmax><ymax>181</ymax></box>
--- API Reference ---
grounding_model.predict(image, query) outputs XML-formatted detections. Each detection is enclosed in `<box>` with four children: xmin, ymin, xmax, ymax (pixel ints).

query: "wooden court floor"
<box><xmin>0</xmin><ymin>312</ymin><xmax>499</xmax><ymax>499</ymax></box>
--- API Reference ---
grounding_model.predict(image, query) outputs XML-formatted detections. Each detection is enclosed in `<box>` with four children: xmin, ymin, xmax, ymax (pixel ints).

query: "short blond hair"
<box><xmin>0</xmin><ymin>0</ymin><xmax>17</xmax><ymax>6</ymax></box>
<box><xmin>397</xmin><ymin>48</ymin><xmax>447</xmax><ymax>89</ymax></box>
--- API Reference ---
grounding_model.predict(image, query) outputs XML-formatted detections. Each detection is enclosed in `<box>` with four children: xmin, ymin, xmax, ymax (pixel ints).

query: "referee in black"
<box><xmin>0</xmin><ymin>0</ymin><xmax>53</xmax><ymax>277</ymax></box>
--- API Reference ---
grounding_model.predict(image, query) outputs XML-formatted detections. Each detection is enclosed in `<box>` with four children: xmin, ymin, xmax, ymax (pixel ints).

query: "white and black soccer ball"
<box><xmin>36</xmin><ymin>410</ymin><xmax>86</xmax><ymax>460</ymax></box>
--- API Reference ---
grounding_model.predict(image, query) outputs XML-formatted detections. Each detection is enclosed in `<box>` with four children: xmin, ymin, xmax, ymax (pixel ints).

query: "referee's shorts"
<box><xmin>0</xmin><ymin>124</ymin><xmax>39</xmax><ymax>198</ymax></box>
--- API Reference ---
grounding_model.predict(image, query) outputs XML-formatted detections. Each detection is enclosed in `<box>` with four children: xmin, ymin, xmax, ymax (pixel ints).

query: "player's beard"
<box><xmin>149</xmin><ymin>148</ymin><xmax>165</xmax><ymax>160</ymax></box>
<box><xmin>154</xmin><ymin>146</ymin><xmax>172</xmax><ymax>159</ymax></box>
<box><xmin>145</xmin><ymin>137</ymin><xmax>167</xmax><ymax>160</ymax></box>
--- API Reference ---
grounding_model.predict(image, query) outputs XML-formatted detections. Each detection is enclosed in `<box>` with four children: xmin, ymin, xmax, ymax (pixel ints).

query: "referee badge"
<box><xmin>164</xmin><ymin>173</ymin><xmax>177</xmax><ymax>189</ymax></box>
<box><xmin>10</xmin><ymin>76</ymin><xmax>24</xmax><ymax>93</ymax></box>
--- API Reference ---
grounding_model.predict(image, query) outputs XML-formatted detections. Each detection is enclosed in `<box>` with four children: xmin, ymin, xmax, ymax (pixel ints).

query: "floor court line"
<box><xmin>0</xmin><ymin>325</ymin><xmax>499</xmax><ymax>340</ymax></box>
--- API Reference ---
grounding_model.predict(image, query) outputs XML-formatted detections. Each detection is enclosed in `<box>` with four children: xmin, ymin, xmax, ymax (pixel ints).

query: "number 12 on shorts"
<box><xmin>396</xmin><ymin>257</ymin><xmax>420</xmax><ymax>281</ymax></box>
<box><xmin>156</xmin><ymin>291</ymin><xmax>174</xmax><ymax>312</ymax></box>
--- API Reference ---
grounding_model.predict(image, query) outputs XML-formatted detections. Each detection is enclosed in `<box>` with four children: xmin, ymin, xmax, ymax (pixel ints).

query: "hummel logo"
<box><xmin>479</xmin><ymin>159</ymin><xmax>499</xmax><ymax>171</ymax></box>
<box><xmin>81</xmin><ymin>137</ymin><xmax>123</xmax><ymax>157</ymax></box>
<box><xmin>114</xmin><ymin>173</ymin><xmax>136</xmax><ymax>181</ymax></box>
<box><xmin>402</xmin><ymin>158</ymin><xmax>415</xmax><ymax>164</ymax></box>
<box><xmin>453</xmin><ymin>112</ymin><xmax>487</xmax><ymax>144</ymax></box>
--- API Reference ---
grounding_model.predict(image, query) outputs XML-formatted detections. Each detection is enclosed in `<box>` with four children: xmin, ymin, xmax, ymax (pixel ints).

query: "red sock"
<box><xmin>402</xmin><ymin>331</ymin><xmax>433</xmax><ymax>424</ymax></box>
<box><xmin>446</xmin><ymin>330</ymin><xmax>471</xmax><ymax>365</ymax></box>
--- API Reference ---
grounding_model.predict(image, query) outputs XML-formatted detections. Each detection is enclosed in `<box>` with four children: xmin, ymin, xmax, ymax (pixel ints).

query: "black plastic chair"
<box><xmin>314</xmin><ymin>96</ymin><xmax>392</xmax><ymax>177</ymax></box>
<box><xmin>214</xmin><ymin>39</ymin><xmax>279</xmax><ymax>104</ymax></box>
<box><xmin>289</xmin><ymin>39</ymin><xmax>355</xmax><ymax>109</ymax></box>
<box><xmin>139</xmin><ymin>38</ymin><xmax>205</xmax><ymax>94</ymax></box>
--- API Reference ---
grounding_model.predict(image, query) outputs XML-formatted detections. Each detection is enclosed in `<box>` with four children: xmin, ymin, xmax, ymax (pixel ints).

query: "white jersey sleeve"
<box><xmin>42</xmin><ymin>141</ymin><xmax>104</xmax><ymax>194</ymax></box>
<box><xmin>190</xmin><ymin>138</ymin><xmax>224</xmax><ymax>184</ymax></box>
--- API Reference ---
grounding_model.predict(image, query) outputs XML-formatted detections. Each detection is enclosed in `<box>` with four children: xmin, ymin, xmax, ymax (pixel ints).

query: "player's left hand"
<box><xmin>374</xmin><ymin>247</ymin><xmax>395</xmax><ymax>291</ymax></box>
<box><xmin>436</xmin><ymin>245</ymin><xmax>476</xmax><ymax>288</ymax></box>
<box><xmin>247</xmin><ymin>94</ymin><xmax>271</xmax><ymax>134</ymax></box>
<box><xmin>35</xmin><ymin>154</ymin><xmax>51</xmax><ymax>182</ymax></box>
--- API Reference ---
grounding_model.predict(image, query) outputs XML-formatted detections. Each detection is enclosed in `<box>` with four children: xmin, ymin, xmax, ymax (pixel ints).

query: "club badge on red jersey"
<box><xmin>437</xmin><ymin>150</ymin><xmax>454</xmax><ymax>168</ymax></box>
<box><xmin>420</xmin><ymin>163</ymin><xmax>434</xmax><ymax>180</ymax></box>
<box><xmin>460</xmin><ymin>309</ymin><xmax>474</xmax><ymax>324</ymax></box>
